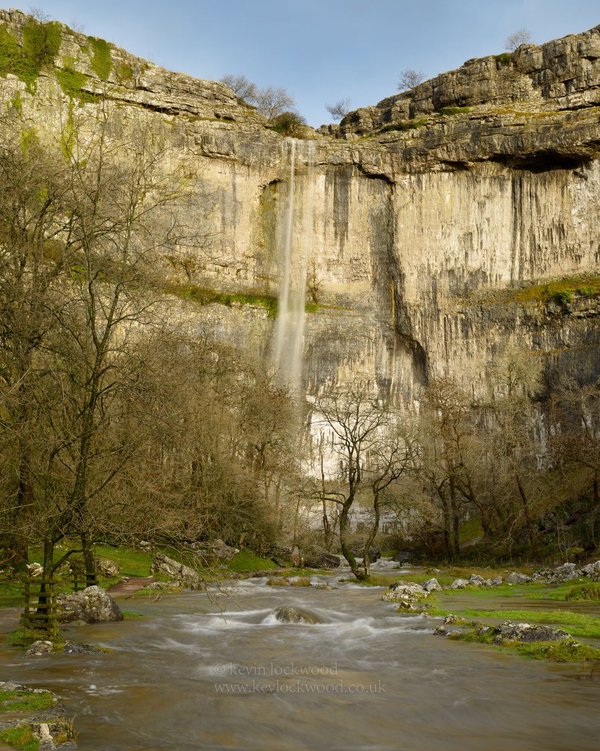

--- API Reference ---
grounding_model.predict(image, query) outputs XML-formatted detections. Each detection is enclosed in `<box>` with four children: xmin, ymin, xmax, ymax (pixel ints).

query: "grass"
<box><xmin>449</xmin><ymin>629</ymin><xmax>600</xmax><ymax>664</ymax></box>
<box><xmin>90</xmin><ymin>544</ymin><xmax>152</xmax><ymax>577</ymax></box>
<box><xmin>168</xmin><ymin>284</ymin><xmax>279</xmax><ymax>318</ymax></box>
<box><xmin>565</xmin><ymin>583</ymin><xmax>600</xmax><ymax>601</ymax></box>
<box><xmin>438</xmin><ymin>106</ymin><xmax>471</xmax><ymax>116</ymax></box>
<box><xmin>501</xmin><ymin>275</ymin><xmax>600</xmax><ymax>306</ymax></box>
<box><xmin>0</xmin><ymin>726</ymin><xmax>39</xmax><ymax>751</ymax></box>
<box><xmin>227</xmin><ymin>550</ymin><xmax>278</xmax><ymax>573</ymax></box>
<box><xmin>0</xmin><ymin>580</ymin><xmax>25</xmax><ymax>608</ymax></box>
<box><xmin>121</xmin><ymin>610</ymin><xmax>144</xmax><ymax>619</ymax></box>
<box><xmin>6</xmin><ymin>629</ymin><xmax>40</xmax><ymax>648</ymax></box>
<box><xmin>0</xmin><ymin>689</ymin><xmax>54</xmax><ymax>713</ymax></box>
<box><xmin>432</xmin><ymin>606</ymin><xmax>600</xmax><ymax>639</ymax></box>
<box><xmin>379</xmin><ymin>118</ymin><xmax>428</xmax><ymax>134</ymax></box>
<box><xmin>515</xmin><ymin>641</ymin><xmax>600</xmax><ymax>663</ymax></box>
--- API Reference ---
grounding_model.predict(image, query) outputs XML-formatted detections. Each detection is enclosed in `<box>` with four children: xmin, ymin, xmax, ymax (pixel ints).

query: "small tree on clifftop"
<box><xmin>397</xmin><ymin>68</ymin><xmax>425</xmax><ymax>91</ymax></box>
<box><xmin>505</xmin><ymin>29</ymin><xmax>532</xmax><ymax>51</ymax></box>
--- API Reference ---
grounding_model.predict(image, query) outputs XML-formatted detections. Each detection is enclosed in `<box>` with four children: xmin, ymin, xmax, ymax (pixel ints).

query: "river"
<box><xmin>1</xmin><ymin>568</ymin><xmax>599</xmax><ymax>750</ymax></box>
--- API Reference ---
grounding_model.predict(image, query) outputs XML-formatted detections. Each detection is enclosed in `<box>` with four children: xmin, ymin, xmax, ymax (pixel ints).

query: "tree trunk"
<box><xmin>515</xmin><ymin>471</ymin><xmax>538</xmax><ymax>558</ymax></box>
<box><xmin>448</xmin><ymin>474</ymin><xmax>460</xmax><ymax>556</ymax></box>
<box><xmin>361</xmin><ymin>492</ymin><xmax>382</xmax><ymax>579</ymax></box>
<box><xmin>340</xmin><ymin>498</ymin><xmax>364</xmax><ymax>580</ymax></box>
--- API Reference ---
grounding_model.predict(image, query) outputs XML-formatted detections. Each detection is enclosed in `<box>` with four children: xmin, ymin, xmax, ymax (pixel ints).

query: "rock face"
<box><xmin>57</xmin><ymin>585</ymin><xmax>123</xmax><ymax>624</ymax></box>
<box><xmin>0</xmin><ymin>11</ymin><xmax>598</xmax><ymax>409</ymax></box>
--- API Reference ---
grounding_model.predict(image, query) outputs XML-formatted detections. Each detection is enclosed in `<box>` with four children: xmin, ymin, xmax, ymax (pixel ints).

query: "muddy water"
<box><xmin>1</xmin><ymin>572</ymin><xmax>600</xmax><ymax>751</ymax></box>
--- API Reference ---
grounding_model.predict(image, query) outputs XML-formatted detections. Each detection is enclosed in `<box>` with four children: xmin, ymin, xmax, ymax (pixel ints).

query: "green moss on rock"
<box><xmin>56</xmin><ymin>58</ymin><xmax>98</xmax><ymax>103</ymax></box>
<box><xmin>0</xmin><ymin>19</ymin><xmax>61</xmax><ymax>93</ymax></box>
<box><xmin>22</xmin><ymin>18</ymin><xmax>61</xmax><ymax>68</ymax></box>
<box><xmin>88</xmin><ymin>36</ymin><xmax>112</xmax><ymax>80</ymax></box>
<box><xmin>116</xmin><ymin>61</ymin><xmax>133</xmax><ymax>83</ymax></box>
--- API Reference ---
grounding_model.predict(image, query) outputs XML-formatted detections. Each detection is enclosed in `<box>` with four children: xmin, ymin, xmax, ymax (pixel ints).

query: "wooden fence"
<box><xmin>21</xmin><ymin>577</ymin><xmax>59</xmax><ymax>638</ymax></box>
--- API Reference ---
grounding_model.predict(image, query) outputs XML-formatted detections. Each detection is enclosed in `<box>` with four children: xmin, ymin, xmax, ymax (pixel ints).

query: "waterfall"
<box><xmin>272</xmin><ymin>138</ymin><xmax>315</xmax><ymax>395</ymax></box>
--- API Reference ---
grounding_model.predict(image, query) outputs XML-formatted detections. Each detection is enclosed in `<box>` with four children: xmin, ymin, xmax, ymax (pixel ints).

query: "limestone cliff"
<box><xmin>0</xmin><ymin>9</ymin><xmax>598</xmax><ymax>402</ymax></box>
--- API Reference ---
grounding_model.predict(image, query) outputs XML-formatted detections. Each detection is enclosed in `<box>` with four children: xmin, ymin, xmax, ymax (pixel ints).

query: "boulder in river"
<box><xmin>57</xmin><ymin>585</ymin><xmax>123</xmax><ymax>624</ymax></box>
<box><xmin>26</xmin><ymin>639</ymin><xmax>105</xmax><ymax>656</ymax></box>
<box><xmin>274</xmin><ymin>606</ymin><xmax>323</xmax><ymax>624</ymax></box>
<box><xmin>382</xmin><ymin>582</ymin><xmax>428</xmax><ymax>606</ymax></box>
<box><xmin>26</xmin><ymin>640</ymin><xmax>54</xmax><ymax>656</ymax></box>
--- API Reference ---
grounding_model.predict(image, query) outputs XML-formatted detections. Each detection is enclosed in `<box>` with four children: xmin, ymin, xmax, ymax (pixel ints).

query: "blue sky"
<box><xmin>8</xmin><ymin>0</ymin><xmax>599</xmax><ymax>125</ymax></box>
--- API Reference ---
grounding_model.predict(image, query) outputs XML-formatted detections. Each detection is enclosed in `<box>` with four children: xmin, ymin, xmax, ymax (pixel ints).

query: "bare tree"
<box><xmin>0</xmin><ymin>117</ymin><xmax>70</xmax><ymax>569</ymax></box>
<box><xmin>253</xmin><ymin>86</ymin><xmax>296</xmax><ymax>120</ymax></box>
<box><xmin>326</xmin><ymin>99</ymin><xmax>351</xmax><ymax>122</ymax></box>
<box><xmin>220</xmin><ymin>74</ymin><xmax>257</xmax><ymax>102</ymax></box>
<box><xmin>314</xmin><ymin>386</ymin><xmax>411</xmax><ymax>579</ymax></box>
<box><xmin>22</xmin><ymin>106</ymin><xmax>186</xmax><ymax>589</ymax></box>
<box><xmin>550</xmin><ymin>378</ymin><xmax>600</xmax><ymax>546</ymax></box>
<box><xmin>397</xmin><ymin>68</ymin><xmax>425</xmax><ymax>92</ymax></box>
<box><xmin>29</xmin><ymin>6</ymin><xmax>51</xmax><ymax>22</ymax></box>
<box><xmin>220</xmin><ymin>75</ymin><xmax>297</xmax><ymax>121</ymax></box>
<box><xmin>505</xmin><ymin>29</ymin><xmax>532</xmax><ymax>51</ymax></box>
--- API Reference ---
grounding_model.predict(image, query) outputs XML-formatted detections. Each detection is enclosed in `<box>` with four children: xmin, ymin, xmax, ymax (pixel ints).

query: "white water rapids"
<box><xmin>2</xmin><ymin>569</ymin><xmax>600</xmax><ymax>750</ymax></box>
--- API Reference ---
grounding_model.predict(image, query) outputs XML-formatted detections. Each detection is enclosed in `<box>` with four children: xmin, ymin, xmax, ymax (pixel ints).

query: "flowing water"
<box><xmin>272</xmin><ymin>138</ymin><xmax>315</xmax><ymax>395</ymax></box>
<box><xmin>1</xmin><ymin>570</ymin><xmax>600</xmax><ymax>751</ymax></box>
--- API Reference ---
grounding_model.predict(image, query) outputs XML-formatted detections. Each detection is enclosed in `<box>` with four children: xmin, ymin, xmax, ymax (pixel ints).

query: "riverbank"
<box><xmin>2</xmin><ymin>571</ymin><xmax>599</xmax><ymax>751</ymax></box>
<box><xmin>380</xmin><ymin>560</ymin><xmax>600</xmax><ymax>666</ymax></box>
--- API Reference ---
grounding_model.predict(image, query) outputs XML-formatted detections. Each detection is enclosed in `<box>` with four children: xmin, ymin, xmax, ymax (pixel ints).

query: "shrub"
<box><xmin>379</xmin><ymin>118</ymin><xmax>428</xmax><ymax>134</ymax></box>
<box><xmin>551</xmin><ymin>290</ymin><xmax>573</xmax><ymax>306</ymax></box>
<box><xmin>268</xmin><ymin>111</ymin><xmax>306</xmax><ymax>137</ymax></box>
<box><xmin>494</xmin><ymin>53</ymin><xmax>512</xmax><ymax>66</ymax></box>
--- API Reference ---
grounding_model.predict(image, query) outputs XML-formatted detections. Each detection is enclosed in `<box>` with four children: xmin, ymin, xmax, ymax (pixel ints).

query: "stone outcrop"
<box><xmin>339</xmin><ymin>25</ymin><xmax>600</xmax><ymax>135</ymax></box>
<box><xmin>382</xmin><ymin>582</ymin><xmax>430</xmax><ymax>610</ymax></box>
<box><xmin>56</xmin><ymin>585</ymin><xmax>123</xmax><ymax>624</ymax></box>
<box><xmin>95</xmin><ymin>558</ymin><xmax>120</xmax><ymax>578</ymax></box>
<box><xmin>150</xmin><ymin>553</ymin><xmax>202</xmax><ymax>589</ymax></box>
<box><xmin>0</xmin><ymin>682</ymin><xmax>77</xmax><ymax>749</ymax></box>
<box><xmin>493</xmin><ymin>621</ymin><xmax>570</xmax><ymax>644</ymax></box>
<box><xmin>189</xmin><ymin>539</ymin><xmax>239</xmax><ymax>565</ymax></box>
<box><xmin>0</xmin><ymin>10</ymin><xmax>597</xmax><ymax>408</ymax></box>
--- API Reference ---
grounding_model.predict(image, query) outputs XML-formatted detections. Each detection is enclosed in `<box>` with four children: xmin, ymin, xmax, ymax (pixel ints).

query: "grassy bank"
<box><xmin>0</xmin><ymin>543</ymin><xmax>289</xmax><ymax>612</ymax></box>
